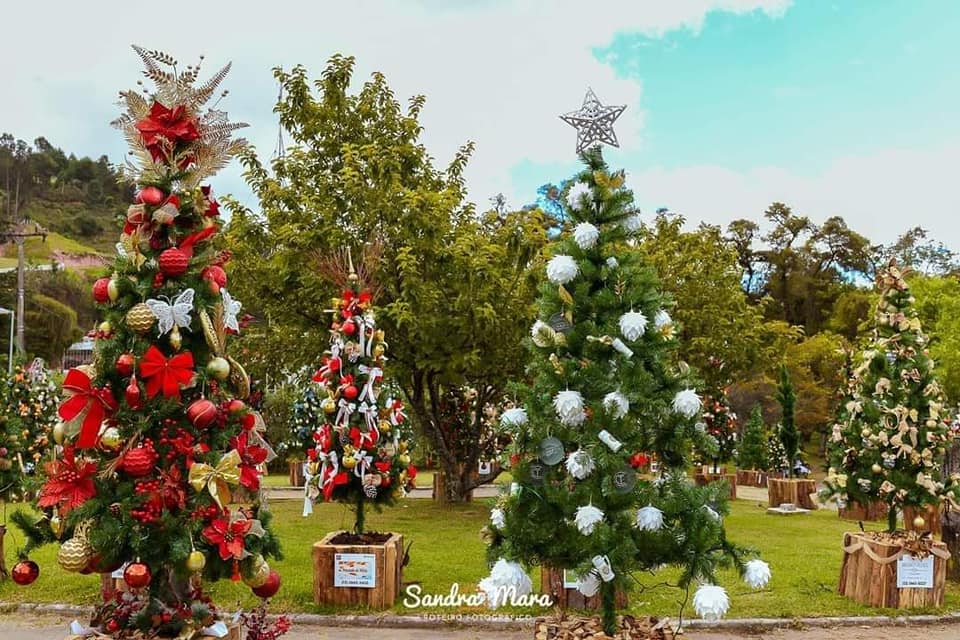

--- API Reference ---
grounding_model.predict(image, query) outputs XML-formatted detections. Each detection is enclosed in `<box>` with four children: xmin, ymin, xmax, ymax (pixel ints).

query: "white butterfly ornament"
<box><xmin>146</xmin><ymin>288</ymin><xmax>195</xmax><ymax>336</ymax></box>
<box><xmin>221</xmin><ymin>288</ymin><xmax>242</xmax><ymax>333</ymax></box>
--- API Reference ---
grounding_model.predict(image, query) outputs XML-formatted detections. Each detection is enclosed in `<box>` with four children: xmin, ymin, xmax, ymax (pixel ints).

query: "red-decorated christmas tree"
<box><xmin>11</xmin><ymin>47</ymin><xmax>283</xmax><ymax>637</ymax></box>
<box><xmin>301</xmin><ymin>249</ymin><xmax>414</xmax><ymax>536</ymax></box>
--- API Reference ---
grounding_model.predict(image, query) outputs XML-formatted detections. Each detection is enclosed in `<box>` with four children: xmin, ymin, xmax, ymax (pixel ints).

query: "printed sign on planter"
<box><xmin>897</xmin><ymin>554</ymin><xmax>934</xmax><ymax>588</ymax></box>
<box><xmin>334</xmin><ymin>553</ymin><xmax>377</xmax><ymax>588</ymax></box>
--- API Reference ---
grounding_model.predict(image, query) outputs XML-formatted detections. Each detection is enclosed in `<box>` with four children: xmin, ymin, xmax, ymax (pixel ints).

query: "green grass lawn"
<box><xmin>1</xmin><ymin>497</ymin><xmax>958</xmax><ymax>619</ymax></box>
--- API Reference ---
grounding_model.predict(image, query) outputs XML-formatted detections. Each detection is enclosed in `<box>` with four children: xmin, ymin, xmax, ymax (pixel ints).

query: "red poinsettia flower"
<box><xmin>135</xmin><ymin>102</ymin><xmax>200</xmax><ymax>162</ymax></box>
<box><xmin>202</xmin><ymin>515</ymin><xmax>253</xmax><ymax>561</ymax></box>
<box><xmin>201</xmin><ymin>185</ymin><xmax>220</xmax><ymax>217</ymax></box>
<box><xmin>230</xmin><ymin>432</ymin><xmax>268</xmax><ymax>491</ymax></box>
<box><xmin>38</xmin><ymin>446</ymin><xmax>98</xmax><ymax>515</ymax></box>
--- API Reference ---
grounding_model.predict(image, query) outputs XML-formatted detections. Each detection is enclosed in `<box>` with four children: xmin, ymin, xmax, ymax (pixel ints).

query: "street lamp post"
<box><xmin>0</xmin><ymin>306</ymin><xmax>13</xmax><ymax>374</ymax></box>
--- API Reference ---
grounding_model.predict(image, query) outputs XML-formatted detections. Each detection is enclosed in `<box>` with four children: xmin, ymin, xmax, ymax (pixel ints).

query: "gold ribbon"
<box><xmin>189</xmin><ymin>450</ymin><xmax>241</xmax><ymax>508</ymax></box>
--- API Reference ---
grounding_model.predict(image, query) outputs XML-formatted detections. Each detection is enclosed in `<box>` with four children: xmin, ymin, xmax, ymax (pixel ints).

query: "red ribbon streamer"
<box><xmin>58</xmin><ymin>368</ymin><xmax>118</xmax><ymax>449</ymax></box>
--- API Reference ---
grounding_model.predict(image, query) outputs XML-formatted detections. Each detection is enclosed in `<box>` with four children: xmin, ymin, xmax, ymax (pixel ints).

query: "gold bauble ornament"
<box><xmin>50</xmin><ymin>513</ymin><xmax>66</xmax><ymax>539</ymax></box>
<box><xmin>53</xmin><ymin>421</ymin><xmax>66</xmax><ymax>445</ymax></box>
<box><xmin>321</xmin><ymin>398</ymin><xmax>337</xmax><ymax>415</ymax></box>
<box><xmin>398</xmin><ymin>454</ymin><xmax>411</xmax><ymax>467</ymax></box>
<box><xmin>913</xmin><ymin>516</ymin><xmax>926</xmax><ymax>529</ymax></box>
<box><xmin>374</xmin><ymin>329</ymin><xmax>385</xmax><ymax>342</ymax></box>
<box><xmin>107</xmin><ymin>278</ymin><xmax>120</xmax><ymax>302</ymax></box>
<box><xmin>342</xmin><ymin>456</ymin><xmax>357</xmax><ymax>470</ymax></box>
<box><xmin>379</xmin><ymin>419</ymin><xmax>392</xmax><ymax>434</ymax></box>
<box><xmin>373</xmin><ymin>344</ymin><xmax>386</xmax><ymax>358</ymax></box>
<box><xmin>871</xmin><ymin>463</ymin><xmax>882</xmax><ymax>474</ymax></box>
<box><xmin>58</xmin><ymin>537</ymin><xmax>93</xmax><ymax>573</ymax></box>
<box><xmin>98</xmin><ymin>321</ymin><xmax>113</xmax><ymax>336</ymax></box>
<box><xmin>99</xmin><ymin>426</ymin><xmax>122</xmax><ymax>451</ymax></box>
<box><xmin>169</xmin><ymin>326</ymin><xmax>182</xmax><ymax>351</ymax></box>
<box><xmin>206</xmin><ymin>357</ymin><xmax>231</xmax><ymax>381</ymax></box>
<box><xmin>243</xmin><ymin>554</ymin><xmax>270</xmax><ymax>588</ymax></box>
<box><xmin>126</xmin><ymin>303</ymin><xmax>156</xmax><ymax>335</ymax></box>
<box><xmin>186</xmin><ymin>550</ymin><xmax>206</xmax><ymax>573</ymax></box>
<box><xmin>399</xmin><ymin>441</ymin><xmax>408</xmax><ymax>453</ymax></box>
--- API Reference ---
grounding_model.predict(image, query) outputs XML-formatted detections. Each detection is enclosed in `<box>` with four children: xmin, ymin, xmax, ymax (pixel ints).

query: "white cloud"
<box><xmin>627</xmin><ymin>139</ymin><xmax>960</xmax><ymax>244</ymax></box>
<box><xmin>0</xmin><ymin>0</ymin><xmax>789</xmax><ymax>210</ymax></box>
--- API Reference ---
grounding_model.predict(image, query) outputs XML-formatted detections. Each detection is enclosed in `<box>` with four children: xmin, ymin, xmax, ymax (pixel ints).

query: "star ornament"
<box><xmin>560</xmin><ymin>89</ymin><xmax>626</xmax><ymax>154</ymax></box>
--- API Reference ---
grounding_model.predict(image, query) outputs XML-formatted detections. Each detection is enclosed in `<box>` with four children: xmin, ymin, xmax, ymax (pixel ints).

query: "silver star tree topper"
<box><xmin>560</xmin><ymin>89</ymin><xmax>626</xmax><ymax>154</ymax></box>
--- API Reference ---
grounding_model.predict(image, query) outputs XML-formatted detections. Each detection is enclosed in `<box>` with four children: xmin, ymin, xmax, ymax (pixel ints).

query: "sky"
<box><xmin>2</xmin><ymin>0</ymin><xmax>958</xmax><ymax>244</ymax></box>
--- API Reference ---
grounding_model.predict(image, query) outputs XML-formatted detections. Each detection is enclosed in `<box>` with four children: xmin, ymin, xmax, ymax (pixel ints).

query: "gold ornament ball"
<box><xmin>99</xmin><ymin>427</ymin><xmax>122</xmax><ymax>451</ymax></box>
<box><xmin>321</xmin><ymin>397</ymin><xmax>337</xmax><ymax>415</ymax></box>
<box><xmin>58</xmin><ymin>537</ymin><xmax>93</xmax><ymax>573</ymax></box>
<box><xmin>53</xmin><ymin>421</ymin><xmax>66</xmax><ymax>445</ymax></box>
<box><xmin>107</xmin><ymin>278</ymin><xmax>120</xmax><ymax>302</ymax></box>
<box><xmin>169</xmin><ymin>327</ymin><xmax>183</xmax><ymax>350</ymax></box>
<box><xmin>206</xmin><ymin>357</ymin><xmax>231</xmax><ymax>380</ymax></box>
<box><xmin>379</xmin><ymin>419</ymin><xmax>392</xmax><ymax>434</ymax></box>
<box><xmin>398</xmin><ymin>454</ymin><xmax>411</xmax><ymax>466</ymax></box>
<box><xmin>399</xmin><ymin>441</ymin><xmax>408</xmax><ymax>453</ymax></box>
<box><xmin>373</xmin><ymin>344</ymin><xmax>386</xmax><ymax>358</ymax></box>
<box><xmin>243</xmin><ymin>554</ymin><xmax>270</xmax><ymax>588</ymax></box>
<box><xmin>871</xmin><ymin>463</ymin><xmax>882</xmax><ymax>474</ymax></box>
<box><xmin>186</xmin><ymin>550</ymin><xmax>206</xmax><ymax>573</ymax></box>
<box><xmin>98</xmin><ymin>321</ymin><xmax>112</xmax><ymax>335</ymax></box>
<box><xmin>913</xmin><ymin>516</ymin><xmax>926</xmax><ymax>529</ymax></box>
<box><xmin>126</xmin><ymin>303</ymin><xmax>156</xmax><ymax>335</ymax></box>
<box><xmin>342</xmin><ymin>456</ymin><xmax>357</xmax><ymax>470</ymax></box>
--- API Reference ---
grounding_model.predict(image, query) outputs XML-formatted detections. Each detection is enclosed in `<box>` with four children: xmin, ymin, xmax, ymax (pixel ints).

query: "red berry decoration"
<box><xmin>187</xmin><ymin>398</ymin><xmax>218</xmax><ymax>429</ymax></box>
<box><xmin>138</xmin><ymin>186</ymin><xmax>165</xmax><ymax>206</ymax></box>
<box><xmin>122</xmin><ymin>443</ymin><xmax>158</xmax><ymax>477</ymax></box>
<box><xmin>158</xmin><ymin>248</ymin><xmax>189</xmax><ymax>278</ymax></box>
<box><xmin>343</xmin><ymin>385</ymin><xmax>359</xmax><ymax>401</ymax></box>
<box><xmin>11</xmin><ymin>560</ymin><xmax>40</xmax><ymax>586</ymax></box>
<box><xmin>124</xmin><ymin>560</ymin><xmax>152</xmax><ymax>589</ymax></box>
<box><xmin>92</xmin><ymin>278</ymin><xmax>111</xmax><ymax>303</ymax></box>
<box><xmin>116</xmin><ymin>353</ymin><xmax>136</xmax><ymax>377</ymax></box>
<box><xmin>251</xmin><ymin>569</ymin><xmax>281</xmax><ymax>598</ymax></box>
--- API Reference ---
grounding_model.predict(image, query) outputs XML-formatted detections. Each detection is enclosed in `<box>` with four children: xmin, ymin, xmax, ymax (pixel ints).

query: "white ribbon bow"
<box><xmin>335</xmin><ymin>398</ymin><xmax>356</xmax><ymax>428</ymax></box>
<box><xmin>353</xmin><ymin>451</ymin><xmax>373</xmax><ymax>478</ymax></box>
<box><xmin>357</xmin><ymin>365</ymin><xmax>383</xmax><ymax>403</ymax></box>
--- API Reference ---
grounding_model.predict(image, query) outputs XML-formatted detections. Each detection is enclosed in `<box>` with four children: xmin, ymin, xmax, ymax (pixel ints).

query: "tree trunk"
<box><xmin>0</xmin><ymin>524</ymin><xmax>7</xmax><ymax>579</ymax></box>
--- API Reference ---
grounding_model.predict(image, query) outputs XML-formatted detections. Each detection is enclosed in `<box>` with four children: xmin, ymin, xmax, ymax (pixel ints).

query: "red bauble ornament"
<box><xmin>123</xmin><ymin>560</ymin><xmax>152</xmax><ymax>589</ymax></box>
<box><xmin>92</xmin><ymin>278</ymin><xmax>111</xmax><ymax>303</ymax></box>
<box><xmin>341</xmin><ymin>320</ymin><xmax>357</xmax><ymax>336</ymax></box>
<box><xmin>251</xmin><ymin>569</ymin><xmax>281</xmax><ymax>598</ymax></box>
<box><xmin>158</xmin><ymin>248</ymin><xmax>189</xmax><ymax>278</ymax></box>
<box><xmin>202</xmin><ymin>265</ymin><xmax>228</xmax><ymax>294</ymax></box>
<box><xmin>138</xmin><ymin>186</ymin><xmax>165</xmax><ymax>206</ymax></box>
<box><xmin>343</xmin><ymin>385</ymin><xmax>359</xmax><ymax>401</ymax></box>
<box><xmin>187</xmin><ymin>398</ymin><xmax>218</xmax><ymax>429</ymax></box>
<box><xmin>11</xmin><ymin>560</ymin><xmax>40</xmax><ymax>586</ymax></box>
<box><xmin>125</xmin><ymin>376</ymin><xmax>143</xmax><ymax>410</ymax></box>
<box><xmin>224</xmin><ymin>399</ymin><xmax>246</xmax><ymax>415</ymax></box>
<box><xmin>116</xmin><ymin>353</ymin><xmax>135</xmax><ymax>377</ymax></box>
<box><xmin>122</xmin><ymin>443</ymin><xmax>158</xmax><ymax>477</ymax></box>
<box><xmin>628</xmin><ymin>452</ymin><xmax>649</xmax><ymax>469</ymax></box>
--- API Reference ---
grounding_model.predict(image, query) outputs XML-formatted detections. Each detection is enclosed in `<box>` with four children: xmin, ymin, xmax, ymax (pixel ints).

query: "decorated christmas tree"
<box><xmin>1</xmin><ymin>360</ymin><xmax>60</xmax><ymax>501</ymax></box>
<box><xmin>736</xmin><ymin>404</ymin><xmax>768</xmax><ymax>472</ymax></box>
<box><xmin>301</xmin><ymin>249</ymin><xmax>414</xmax><ymax>535</ymax></box>
<box><xmin>822</xmin><ymin>264</ymin><xmax>958</xmax><ymax>532</ymax></box>
<box><xmin>698</xmin><ymin>392</ymin><xmax>737</xmax><ymax>474</ymax></box>
<box><xmin>10</xmin><ymin>47</ymin><xmax>283</xmax><ymax>635</ymax></box>
<box><xmin>483</xmin><ymin>90</ymin><xmax>769</xmax><ymax>635</ymax></box>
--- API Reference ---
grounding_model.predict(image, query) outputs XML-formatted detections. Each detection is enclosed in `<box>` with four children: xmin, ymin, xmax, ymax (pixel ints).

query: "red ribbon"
<box><xmin>138</xmin><ymin>345</ymin><xmax>195</xmax><ymax>399</ymax></box>
<box><xmin>178</xmin><ymin>226</ymin><xmax>217</xmax><ymax>258</ymax></box>
<box><xmin>58</xmin><ymin>368</ymin><xmax>118</xmax><ymax>449</ymax></box>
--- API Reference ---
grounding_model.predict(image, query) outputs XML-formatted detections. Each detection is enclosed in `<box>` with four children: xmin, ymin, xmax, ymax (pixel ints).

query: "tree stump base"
<box><xmin>0</xmin><ymin>524</ymin><xmax>8</xmax><ymax>579</ymax></box>
<box><xmin>767</xmin><ymin>478</ymin><xmax>818</xmax><ymax>510</ymax></box>
<box><xmin>288</xmin><ymin>461</ymin><xmax>305</xmax><ymax>487</ymax></box>
<box><xmin>693</xmin><ymin>473</ymin><xmax>736</xmax><ymax>499</ymax></box>
<box><xmin>534</xmin><ymin>614</ymin><xmax>675</xmax><ymax>640</ymax></box>
<box><xmin>838</xmin><ymin>532</ymin><xmax>949</xmax><ymax>608</ymax></box>
<box><xmin>540</xmin><ymin>566</ymin><xmax>627</xmax><ymax>610</ymax></box>
<box><xmin>903</xmin><ymin>504</ymin><xmax>942</xmax><ymax>538</ymax></box>
<box><xmin>312</xmin><ymin>531</ymin><xmax>403</xmax><ymax>608</ymax></box>
<box><xmin>735</xmin><ymin>469</ymin><xmax>766</xmax><ymax>488</ymax></box>
<box><xmin>839</xmin><ymin>500</ymin><xmax>890</xmax><ymax>522</ymax></box>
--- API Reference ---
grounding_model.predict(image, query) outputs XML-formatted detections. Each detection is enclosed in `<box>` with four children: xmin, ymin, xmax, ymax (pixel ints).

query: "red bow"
<box><xmin>349</xmin><ymin>426</ymin><xmax>378</xmax><ymax>450</ymax></box>
<box><xmin>59</xmin><ymin>368</ymin><xmax>118</xmax><ymax>449</ymax></box>
<box><xmin>135</xmin><ymin>102</ymin><xmax>200</xmax><ymax>162</ymax></box>
<box><xmin>313</xmin><ymin>424</ymin><xmax>333</xmax><ymax>453</ymax></box>
<box><xmin>138</xmin><ymin>345</ymin><xmax>195</xmax><ymax>400</ymax></box>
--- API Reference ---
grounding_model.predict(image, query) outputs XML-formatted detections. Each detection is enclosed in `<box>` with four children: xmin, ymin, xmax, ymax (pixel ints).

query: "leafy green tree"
<box><xmin>905</xmin><ymin>274</ymin><xmax>960</xmax><ymax>401</ymax></box>
<box><xmin>776</xmin><ymin>364</ymin><xmax>799</xmax><ymax>477</ymax></box>
<box><xmin>226</xmin><ymin>56</ymin><xmax>545</xmax><ymax>502</ymax></box>
<box><xmin>737</xmin><ymin>405</ymin><xmax>768</xmax><ymax>471</ymax></box>
<box><xmin>822</xmin><ymin>265</ymin><xmax>958</xmax><ymax>532</ymax></box>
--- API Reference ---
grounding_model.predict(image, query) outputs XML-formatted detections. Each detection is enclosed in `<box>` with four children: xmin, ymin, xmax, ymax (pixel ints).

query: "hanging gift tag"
<box><xmin>528</xmin><ymin>461</ymin><xmax>547</xmax><ymax>484</ymax></box>
<box><xmin>612</xmin><ymin>465</ymin><xmax>638</xmax><ymax>493</ymax></box>
<box><xmin>539</xmin><ymin>437</ymin><xmax>565</xmax><ymax>466</ymax></box>
<box><xmin>548</xmin><ymin>312</ymin><xmax>574</xmax><ymax>334</ymax></box>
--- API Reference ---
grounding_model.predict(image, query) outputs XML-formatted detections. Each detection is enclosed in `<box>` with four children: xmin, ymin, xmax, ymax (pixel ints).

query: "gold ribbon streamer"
<box><xmin>189</xmin><ymin>450</ymin><xmax>241</xmax><ymax>508</ymax></box>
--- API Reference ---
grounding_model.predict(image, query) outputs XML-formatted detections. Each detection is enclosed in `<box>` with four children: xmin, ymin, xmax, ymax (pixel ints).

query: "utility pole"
<box><xmin>2</xmin><ymin>178</ymin><xmax>47</xmax><ymax>355</ymax></box>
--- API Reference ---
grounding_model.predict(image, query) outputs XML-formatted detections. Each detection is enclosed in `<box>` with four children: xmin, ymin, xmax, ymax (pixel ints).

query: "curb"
<box><xmin>4</xmin><ymin>602</ymin><xmax>960</xmax><ymax>633</ymax></box>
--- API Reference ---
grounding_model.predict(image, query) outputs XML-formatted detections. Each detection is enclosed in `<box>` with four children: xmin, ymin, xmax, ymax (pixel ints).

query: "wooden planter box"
<box><xmin>312</xmin><ymin>531</ymin><xmax>403</xmax><ymax>608</ymax></box>
<box><xmin>838</xmin><ymin>532</ymin><xmax>949</xmax><ymax>608</ymax></box>
<box><xmin>540</xmin><ymin>566</ymin><xmax>627</xmax><ymax>610</ymax></box>
<box><xmin>839</xmin><ymin>500</ymin><xmax>890</xmax><ymax>522</ymax></box>
<box><xmin>903</xmin><ymin>504</ymin><xmax>942</xmax><ymax>537</ymax></box>
<box><xmin>534</xmin><ymin>614</ymin><xmax>675</xmax><ymax>640</ymax></box>
<box><xmin>735</xmin><ymin>469</ymin><xmax>767</xmax><ymax>488</ymax></box>
<box><xmin>693</xmin><ymin>473</ymin><xmax>736</xmax><ymax>499</ymax></box>
<box><xmin>288</xmin><ymin>461</ymin><xmax>305</xmax><ymax>487</ymax></box>
<box><xmin>767</xmin><ymin>478</ymin><xmax>818</xmax><ymax>510</ymax></box>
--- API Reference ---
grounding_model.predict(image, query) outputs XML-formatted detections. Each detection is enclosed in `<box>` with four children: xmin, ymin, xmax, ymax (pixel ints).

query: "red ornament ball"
<box><xmin>341</xmin><ymin>320</ymin><xmax>357</xmax><ymax>336</ymax></box>
<box><xmin>123</xmin><ymin>561</ymin><xmax>152</xmax><ymax>589</ymax></box>
<box><xmin>343</xmin><ymin>385</ymin><xmax>359</xmax><ymax>401</ymax></box>
<box><xmin>187</xmin><ymin>398</ymin><xmax>218</xmax><ymax>429</ymax></box>
<box><xmin>92</xmin><ymin>278</ymin><xmax>111</xmax><ymax>303</ymax></box>
<box><xmin>202</xmin><ymin>265</ymin><xmax>228</xmax><ymax>293</ymax></box>
<box><xmin>122</xmin><ymin>444</ymin><xmax>158</xmax><ymax>477</ymax></box>
<box><xmin>11</xmin><ymin>560</ymin><xmax>39</xmax><ymax>586</ymax></box>
<box><xmin>224</xmin><ymin>399</ymin><xmax>247</xmax><ymax>415</ymax></box>
<box><xmin>158</xmin><ymin>248</ymin><xmax>190</xmax><ymax>278</ymax></box>
<box><xmin>116</xmin><ymin>353</ymin><xmax>136</xmax><ymax>377</ymax></box>
<box><xmin>251</xmin><ymin>569</ymin><xmax>281</xmax><ymax>599</ymax></box>
<box><xmin>138</xmin><ymin>186</ymin><xmax>165</xmax><ymax>206</ymax></box>
<box><xmin>125</xmin><ymin>378</ymin><xmax>143</xmax><ymax>410</ymax></box>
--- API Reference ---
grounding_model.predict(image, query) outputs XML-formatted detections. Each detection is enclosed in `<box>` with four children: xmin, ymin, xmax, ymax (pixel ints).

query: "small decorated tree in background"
<box><xmin>737</xmin><ymin>404</ymin><xmax>768</xmax><ymax>472</ymax></box>
<box><xmin>1</xmin><ymin>361</ymin><xmax>60</xmax><ymax>497</ymax></box>
<box><xmin>485</xmin><ymin>96</ymin><xmax>769</xmax><ymax>635</ymax></box>
<box><xmin>301</xmin><ymin>249</ymin><xmax>414</xmax><ymax>536</ymax></box>
<box><xmin>699</xmin><ymin>393</ymin><xmax>737</xmax><ymax>474</ymax></box>
<box><xmin>822</xmin><ymin>264</ymin><xmax>958</xmax><ymax>532</ymax></box>
<box><xmin>776</xmin><ymin>364</ymin><xmax>800</xmax><ymax>477</ymax></box>
<box><xmin>766</xmin><ymin>430</ymin><xmax>790</xmax><ymax>477</ymax></box>
<box><xmin>10</xmin><ymin>48</ymin><xmax>284</xmax><ymax>635</ymax></box>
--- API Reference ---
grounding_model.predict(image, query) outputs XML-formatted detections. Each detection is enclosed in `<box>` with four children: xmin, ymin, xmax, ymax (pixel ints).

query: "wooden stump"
<box><xmin>288</xmin><ymin>461</ymin><xmax>305</xmax><ymax>487</ymax></box>
<box><xmin>534</xmin><ymin>614</ymin><xmax>675</xmax><ymax>640</ymax></box>
<box><xmin>735</xmin><ymin>469</ymin><xmax>767</xmax><ymax>488</ymax></box>
<box><xmin>693</xmin><ymin>473</ymin><xmax>737</xmax><ymax>499</ymax></box>
<box><xmin>838</xmin><ymin>532</ymin><xmax>949</xmax><ymax>608</ymax></box>
<box><xmin>540</xmin><ymin>566</ymin><xmax>627</xmax><ymax>609</ymax></box>
<box><xmin>767</xmin><ymin>478</ymin><xmax>818</xmax><ymax>510</ymax></box>
<box><xmin>903</xmin><ymin>504</ymin><xmax>942</xmax><ymax>538</ymax></box>
<box><xmin>312</xmin><ymin>531</ymin><xmax>403</xmax><ymax>608</ymax></box>
<box><xmin>942</xmin><ymin>507</ymin><xmax>960</xmax><ymax>582</ymax></box>
<box><xmin>839</xmin><ymin>500</ymin><xmax>890</xmax><ymax>522</ymax></box>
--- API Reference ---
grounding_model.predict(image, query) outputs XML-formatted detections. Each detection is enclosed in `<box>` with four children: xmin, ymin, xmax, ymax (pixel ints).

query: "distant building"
<box><xmin>63</xmin><ymin>337</ymin><xmax>95</xmax><ymax>369</ymax></box>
